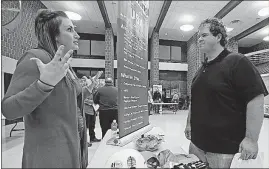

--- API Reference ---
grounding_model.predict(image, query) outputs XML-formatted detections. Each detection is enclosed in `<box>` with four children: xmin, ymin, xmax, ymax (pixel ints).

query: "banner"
<box><xmin>117</xmin><ymin>1</ymin><xmax>149</xmax><ymax>138</ymax></box>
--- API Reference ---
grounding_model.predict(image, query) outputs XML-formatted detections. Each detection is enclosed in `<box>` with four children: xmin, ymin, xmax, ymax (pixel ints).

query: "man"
<box><xmin>162</xmin><ymin>88</ymin><xmax>167</xmax><ymax>103</ymax></box>
<box><xmin>84</xmin><ymin>90</ymin><xmax>101</xmax><ymax>147</ymax></box>
<box><xmin>93</xmin><ymin>78</ymin><xmax>118</xmax><ymax>138</ymax></box>
<box><xmin>153</xmin><ymin>88</ymin><xmax>162</xmax><ymax>114</ymax></box>
<box><xmin>185</xmin><ymin>18</ymin><xmax>268</xmax><ymax>168</ymax></box>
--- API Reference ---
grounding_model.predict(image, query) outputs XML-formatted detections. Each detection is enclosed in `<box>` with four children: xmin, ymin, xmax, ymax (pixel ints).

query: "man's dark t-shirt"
<box><xmin>191</xmin><ymin>49</ymin><xmax>268</xmax><ymax>154</ymax></box>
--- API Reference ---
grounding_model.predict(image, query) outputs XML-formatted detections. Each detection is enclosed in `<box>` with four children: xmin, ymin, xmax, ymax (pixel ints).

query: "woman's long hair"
<box><xmin>35</xmin><ymin>9</ymin><xmax>67</xmax><ymax>58</ymax></box>
<box><xmin>35</xmin><ymin>9</ymin><xmax>79</xmax><ymax>87</ymax></box>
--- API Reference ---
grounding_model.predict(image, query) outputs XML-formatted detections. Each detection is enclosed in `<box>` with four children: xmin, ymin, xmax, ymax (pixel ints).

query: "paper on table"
<box><xmin>105</xmin><ymin>149</ymin><xmax>147</xmax><ymax>168</ymax></box>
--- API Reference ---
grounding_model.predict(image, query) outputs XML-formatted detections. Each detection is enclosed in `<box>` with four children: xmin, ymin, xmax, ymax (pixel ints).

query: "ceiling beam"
<box><xmin>214</xmin><ymin>0</ymin><xmax>243</xmax><ymax>19</ymax></box>
<box><xmin>153</xmin><ymin>0</ymin><xmax>172</xmax><ymax>33</ymax></box>
<box><xmin>234</xmin><ymin>17</ymin><xmax>269</xmax><ymax>40</ymax></box>
<box><xmin>97</xmin><ymin>0</ymin><xmax>111</xmax><ymax>28</ymax></box>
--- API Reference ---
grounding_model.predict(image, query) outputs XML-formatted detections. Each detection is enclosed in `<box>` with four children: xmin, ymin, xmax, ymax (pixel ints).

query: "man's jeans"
<box><xmin>153</xmin><ymin>100</ymin><xmax>161</xmax><ymax>114</ymax></box>
<box><xmin>189</xmin><ymin>142</ymin><xmax>234</xmax><ymax>168</ymax></box>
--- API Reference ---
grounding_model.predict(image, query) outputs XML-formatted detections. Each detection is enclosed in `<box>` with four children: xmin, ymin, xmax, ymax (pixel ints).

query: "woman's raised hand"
<box><xmin>31</xmin><ymin>45</ymin><xmax>73</xmax><ymax>86</ymax></box>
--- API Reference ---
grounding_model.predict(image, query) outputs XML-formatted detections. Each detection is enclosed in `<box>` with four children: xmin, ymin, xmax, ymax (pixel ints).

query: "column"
<box><xmin>186</xmin><ymin>33</ymin><xmax>201</xmax><ymax>96</ymax></box>
<box><xmin>226</xmin><ymin>37</ymin><xmax>238</xmax><ymax>53</ymax></box>
<box><xmin>150</xmin><ymin>31</ymin><xmax>159</xmax><ymax>87</ymax></box>
<box><xmin>105</xmin><ymin>27</ymin><xmax>114</xmax><ymax>80</ymax></box>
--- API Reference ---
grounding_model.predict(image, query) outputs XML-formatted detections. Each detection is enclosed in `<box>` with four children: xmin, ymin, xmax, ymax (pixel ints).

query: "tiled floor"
<box><xmin>1</xmin><ymin>110</ymin><xmax>269</xmax><ymax>168</ymax></box>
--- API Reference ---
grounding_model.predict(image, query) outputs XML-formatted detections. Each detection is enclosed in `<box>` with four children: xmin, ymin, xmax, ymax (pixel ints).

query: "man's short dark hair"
<box><xmin>105</xmin><ymin>77</ymin><xmax>113</xmax><ymax>84</ymax></box>
<box><xmin>199</xmin><ymin>18</ymin><xmax>228</xmax><ymax>47</ymax></box>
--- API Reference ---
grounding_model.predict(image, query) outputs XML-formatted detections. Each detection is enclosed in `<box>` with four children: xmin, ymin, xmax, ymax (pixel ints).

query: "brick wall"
<box><xmin>254</xmin><ymin>41</ymin><xmax>269</xmax><ymax>74</ymax></box>
<box><xmin>186</xmin><ymin>33</ymin><xmax>201</xmax><ymax>96</ymax></box>
<box><xmin>256</xmin><ymin>62</ymin><xmax>269</xmax><ymax>74</ymax></box>
<box><xmin>104</xmin><ymin>28</ymin><xmax>114</xmax><ymax>79</ymax></box>
<box><xmin>226</xmin><ymin>37</ymin><xmax>238</xmax><ymax>53</ymax></box>
<box><xmin>1</xmin><ymin>1</ymin><xmax>46</xmax><ymax>60</ymax></box>
<box><xmin>150</xmin><ymin>31</ymin><xmax>159</xmax><ymax>86</ymax></box>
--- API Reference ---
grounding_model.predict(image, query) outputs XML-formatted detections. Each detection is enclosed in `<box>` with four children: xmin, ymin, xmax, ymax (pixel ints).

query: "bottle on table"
<box><xmin>111</xmin><ymin>120</ymin><xmax>118</xmax><ymax>138</ymax></box>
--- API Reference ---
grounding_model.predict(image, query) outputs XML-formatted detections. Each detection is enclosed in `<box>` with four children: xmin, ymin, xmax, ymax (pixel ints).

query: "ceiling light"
<box><xmin>165</xmin><ymin>33</ymin><xmax>168</xmax><ymax>36</ymax></box>
<box><xmin>258</xmin><ymin>7</ymin><xmax>269</xmax><ymax>16</ymax></box>
<box><xmin>180</xmin><ymin>25</ymin><xmax>194</xmax><ymax>31</ymax></box>
<box><xmin>182</xmin><ymin>15</ymin><xmax>194</xmax><ymax>22</ymax></box>
<box><xmin>65</xmin><ymin>11</ymin><xmax>81</xmax><ymax>20</ymax></box>
<box><xmin>226</xmin><ymin>27</ymin><xmax>234</xmax><ymax>32</ymax></box>
<box><xmin>263</xmin><ymin>36</ymin><xmax>269</xmax><ymax>41</ymax></box>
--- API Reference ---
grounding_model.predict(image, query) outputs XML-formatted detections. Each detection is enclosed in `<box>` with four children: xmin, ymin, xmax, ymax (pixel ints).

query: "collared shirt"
<box><xmin>191</xmin><ymin>48</ymin><xmax>268</xmax><ymax>154</ymax></box>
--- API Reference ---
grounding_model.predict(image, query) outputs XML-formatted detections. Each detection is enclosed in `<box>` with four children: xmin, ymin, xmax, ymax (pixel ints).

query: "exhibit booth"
<box><xmin>88</xmin><ymin>1</ymin><xmax>207</xmax><ymax>168</ymax></box>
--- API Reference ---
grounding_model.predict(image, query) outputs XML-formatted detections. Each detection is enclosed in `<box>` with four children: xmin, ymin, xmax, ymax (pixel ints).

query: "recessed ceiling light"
<box><xmin>226</xmin><ymin>27</ymin><xmax>234</xmax><ymax>32</ymax></box>
<box><xmin>181</xmin><ymin>15</ymin><xmax>194</xmax><ymax>22</ymax></box>
<box><xmin>263</xmin><ymin>36</ymin><xmax>269</xmax><ymax>41</ymax></box>
<box><xmin>258</xmin><ymin>7</ymin><xmax>269</xmax><ymax>16</ymax></box>
<box><xmin>165</xmin><ymin>33</ymin><xmax>168</xmax><ymax>36</ymax></box>
<box><xmin>180</xmin><ymin>25</ymin><xmax>194</xmax><ymax>31</ymax></box>
<box><xmin>230</xmin><ymin>19</ymin><xmax>242</xmax><ymax>24</ymax></box>
<box><xmin>65</xmin><ymin>11</ymin><xmax>81</xmax><ymax>20</ymax></box>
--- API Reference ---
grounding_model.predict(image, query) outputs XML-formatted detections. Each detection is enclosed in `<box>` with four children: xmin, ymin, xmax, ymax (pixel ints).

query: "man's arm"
<box><xmin>185</xmin><ymin>104</ymin><xmax>191</xmax><ymax>140</ymax></box>
<box><xmin>245</xmin><ymin>94</ymin><xmax>264</xmax><ymax>142</ymax></box>
<box><xmin>186</xmin><ymin>104</ymin><xmax>191</xmax><ymax>125</ymax></box>
<box><xmin>239</xmin><ymin>94</ymin><xmax>264</xmax><ymax>160</ymax></box>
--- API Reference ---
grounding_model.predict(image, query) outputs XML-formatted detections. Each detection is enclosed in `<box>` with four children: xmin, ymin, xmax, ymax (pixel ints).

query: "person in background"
<box><xmin>1</xmin><ymin>9</ymin><xmax>95</xmax><ymax>168</ymax></box>
<box><xmin>171</xmin><ymin>92</ymin><xmax>179</xmax><ymax>112</ymax></box>
<box><xmin>178</xmin><ymin>92</ymin><xmax>184</xmax><ymax>110</ymax></box>
<box><xmin>84</xmin><ymin>87</ymin><xmax>101</xmax><ymax>147</ymax></box>
<box><xmin>182</xmin><ymin>95</ymin><xmax>190</xmax><ymax>110</ymax></box>
<box><xmin>82</xmin><ymin>72</ymin><xmax>103</xmax><ymax>146</ymax></box>
<box><xmin>185</xmin><ymin>17</ymin><xmax>268</xmax><ymax>168</ymax></box>
<box><xmin>153</xmin><ymin>88</ymin><xmax>162</xmax><ymax>114</ymax></box>
<box><xmin>148</xmin><ymin>88</ymin><xmax>153</xmax><ymax>115</ymax></box>
<box><xmin>162</xmin><ymin>88</ymin><xmax>167</xmax><ymax>103</ymax></box>
<box><xmin>93</xmin><ymin>78</ymin><xmax>118</xmax><ymax>138</ymax></box>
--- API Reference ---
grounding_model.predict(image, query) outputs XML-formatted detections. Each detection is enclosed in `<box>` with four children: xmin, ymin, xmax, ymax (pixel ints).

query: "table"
<box><xmin>88</xmin><ymin>126</ymin><xmax>186</xmax><ymax>168</ymax></box>
<box><xmin>151</xmin><ymin>103</ymin><xmax>178</xmax><ymax>114</ymax></box>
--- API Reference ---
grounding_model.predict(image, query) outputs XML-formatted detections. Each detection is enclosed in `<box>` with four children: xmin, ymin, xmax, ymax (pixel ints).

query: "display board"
<box><xmin>117</xmin><ymin>1</ymin><xmax>149</xmax><ymax>138</ymax></box>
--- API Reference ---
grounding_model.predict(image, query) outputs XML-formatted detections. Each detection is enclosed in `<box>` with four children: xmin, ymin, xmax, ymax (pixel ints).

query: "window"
<box><xmin>159</xmin><ymin>45</ymin><xmax>170</xmax><ymax>60</ymax></box>
<box><xmin>77</xmin><ymin>40</ymin><xmax>90</xmax><ymax>55</ymax></box>
<box><xmin>171</xmin><ymin>46</ymin><xmax>181</xmax><ymax>62</ymax></box>
<box><xmin>91</xmin><ymin>40</ymin><xmax>105</xmax><ymax>56</ymax></box>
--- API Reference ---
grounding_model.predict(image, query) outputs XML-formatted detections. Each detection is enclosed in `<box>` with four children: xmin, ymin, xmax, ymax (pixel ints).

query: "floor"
<box><xmin>1</xmin><ymin>110</ymin><xmax>269</xmax><ymax>168</ymax></box>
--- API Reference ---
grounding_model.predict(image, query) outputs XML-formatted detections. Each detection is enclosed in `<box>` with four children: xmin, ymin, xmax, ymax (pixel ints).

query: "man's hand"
<box><xmin>239</xmin><ymin>137</ymin><xmax>258</xmax><ymax>160</ymax></box>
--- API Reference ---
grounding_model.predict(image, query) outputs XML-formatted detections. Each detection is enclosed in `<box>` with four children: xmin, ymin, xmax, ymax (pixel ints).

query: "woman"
<box><xmin>1</xmin><ymin>9</ymin><xmax>94</xmax><ymax>168</ymax></box>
